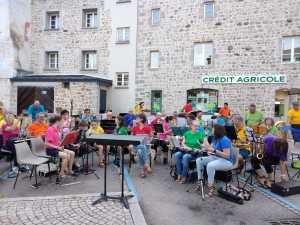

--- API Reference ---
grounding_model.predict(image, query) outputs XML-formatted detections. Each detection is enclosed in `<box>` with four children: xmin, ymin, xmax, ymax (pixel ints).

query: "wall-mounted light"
<box><xmin>146</xmin><ymin>91</ymin><xmax>150</xmax><ymax>97</ymax></box>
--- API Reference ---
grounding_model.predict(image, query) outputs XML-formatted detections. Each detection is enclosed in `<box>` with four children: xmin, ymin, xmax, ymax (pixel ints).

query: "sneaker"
<box><xmin>12</xmin><ymin>166</ymin><xmax>22</xmax><ymax>174</ymax></box>
<box><xmin>73</xmin><ymin>160</ymin><xmax>80</xmax><ymax>168</ymax></box>
<box><xmin>163</xmin><ymin>158</ymin><xmax>167</xmax><ymax>166</ymax></box>
<box><xmin>20</xmin><ymin>165</ymin><xmax>30</xmax><ymax>170</ymax></box>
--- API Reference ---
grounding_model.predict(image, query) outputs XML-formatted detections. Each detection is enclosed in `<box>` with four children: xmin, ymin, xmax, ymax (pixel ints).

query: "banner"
<box><xmin>202</xmin><ymin>75</ymin><xmax>286</xmax><ymax>84</ymax></box>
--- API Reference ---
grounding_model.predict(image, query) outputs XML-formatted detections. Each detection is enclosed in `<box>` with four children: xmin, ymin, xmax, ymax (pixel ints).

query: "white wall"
<box><xmin>105</xmin><ymin>0</ymin><xmax>137</xmax><ymax>115</ymax></box>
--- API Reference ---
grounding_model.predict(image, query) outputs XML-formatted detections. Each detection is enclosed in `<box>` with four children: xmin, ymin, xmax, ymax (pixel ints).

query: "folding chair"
<box><xmin>31</xmin><ymin>136</ymin><xmax>48</xmax><ymax>158</ymax></box>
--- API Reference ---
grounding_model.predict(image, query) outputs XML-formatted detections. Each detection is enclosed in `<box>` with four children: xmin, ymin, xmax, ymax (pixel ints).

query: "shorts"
<box><xmin>46</xmin><ymin>148</ymin><xmax>58</xmax><ymax>157</ymax></box>
<box><xmin>239</xmin><ymin>149</ymin><xmax>250</xmax><ymax>159</ymax></box>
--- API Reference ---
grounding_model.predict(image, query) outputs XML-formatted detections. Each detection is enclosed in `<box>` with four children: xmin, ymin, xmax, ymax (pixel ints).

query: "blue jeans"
<box><xmin>133</xmin><ymin>145</ymin><xmax>149</xmax><ymax>168</ymax></box>
<box><xmin>239</xmin><ymin>149</ymin><xmax>250</xmax><ymax>159</ymax></box>
<box><xmin>175</xmin><ymin>151</ymin><xmax>201</xmax><ymax>178</ymax></box>
<box><xmin>196</xmin><ymin>156</ymin><xmax>233</xmax><ymax>184</ymax></box>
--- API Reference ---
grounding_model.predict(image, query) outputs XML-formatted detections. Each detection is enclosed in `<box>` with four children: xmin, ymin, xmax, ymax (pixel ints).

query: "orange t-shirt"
<box><xmin>219</xmin><ymin>107</ymin><xmax>231</xmax><ymax>116</ymax></box>
<box><xmin>28</xmin><ymin>122</ymin><xmax>49</xmax><ymax>137</ymax></box>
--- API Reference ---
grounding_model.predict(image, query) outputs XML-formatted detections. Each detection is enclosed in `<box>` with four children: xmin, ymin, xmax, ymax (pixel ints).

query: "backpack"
<box><xmin>36</xmin><ymin>163</ymin><xmax>57</xmax><ymax>177</ymax></box>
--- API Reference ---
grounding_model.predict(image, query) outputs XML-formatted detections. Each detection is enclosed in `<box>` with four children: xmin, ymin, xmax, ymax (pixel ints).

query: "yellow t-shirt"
<box><xmin>86</xmin><ymin>126</ymin><xmax>104</xmax><ymax>136</ymax></box>
<box><xmin>287</xmin><ymin>108</ymin><xmax>300</xmax><ymax>125</ymax></box>
<box><xmin>0</xmin><ymin>119</ymin><xmax>21</xmax><ymax>130</ymax></box>
<box><xmin>235</xmin><ymin>125</ymin><xmax>251</xmax><ymax>152</ymax></box>
<box><xmin>0</xmin><ymin>114</ymin><xmax>4</xmax><ymax>121</ymax></box>
<box><xmin>133</xmin><ymin>105</ymin><xmax>142</xmax><ymax>115</ymax></box>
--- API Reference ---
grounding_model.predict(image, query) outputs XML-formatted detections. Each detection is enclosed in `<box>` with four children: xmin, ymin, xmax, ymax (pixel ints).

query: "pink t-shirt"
<box><xmin>158</xmin><ymin>122</ymin><xmax>174</xmax><ymax>140</ymax></box>
<box><xmin>2</xmin><ymin>124</ymin><xmax>19</xmax><ymax>146</ymax></box>
<box><xmin>45</xmin><ymin>125</ymin><xmax>60</xmax><ymax>149</ymax></box>
<box><xmin>61</xmin><ymin>118</ymin><xmax>71</xmax><ymax>133</ymax></box>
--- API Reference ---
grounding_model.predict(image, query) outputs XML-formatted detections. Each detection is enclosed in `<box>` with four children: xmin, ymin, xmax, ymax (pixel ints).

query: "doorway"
<box><xmin>100</xmin><ymin>89</ymin><xmax>107</xmax><ymax>113</ymax></box>
<box><xmin>151</xmin><ymin>90</ymin><xmax>162</xmax><ymax>114</ymax></box>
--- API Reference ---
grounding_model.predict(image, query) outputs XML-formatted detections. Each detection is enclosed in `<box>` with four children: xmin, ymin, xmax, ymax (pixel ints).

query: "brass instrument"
<box><xmin>256</xmin><ymin>134</ymin><xmax>265</xmax><ymax>164</ymax></box>
<box><xmin>275</xmin><ymin>121</ymin><xmax>287</xmax><ymax>139</ymax></box>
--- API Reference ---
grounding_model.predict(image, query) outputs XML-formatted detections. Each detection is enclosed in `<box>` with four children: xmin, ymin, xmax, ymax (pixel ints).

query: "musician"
<box><xmin>187</xmin><ymin>114</ymin><xmax>204</xmax><ymax>133</ymax></box>
<box><xmin>74</xmin><ymin>108</ymin><xmax>84</xmax><ymax>127</ymax></box>
<box><xmin>195</xmin><ymin>124</ymin><xmax>233</xmax><ymax>198</ymax></box>
<box><xmin>27</xmin><ymin>112</ymin><xmax>49</xmax><ymax>138</ymax></box>
<box><xmin>124</xmin><ymin>109</ymin><xmax>136</xmax><ymax>127</ymax></box>
<box><xmin>286</xmin><ymin>102</ymin><xmax>300</xmax><ymax>131</ymax></box>
<box><xmin>196</xmin><ymin>110</ymin><xmax>206</xmax><ymax>128</ymax></box>
<box><xmin>263</xmin><ymin>116</ymin><xmax>278</xmax><ymax>137</ymax></box>
<box><xmin>183</xmin><ymin>100</ymin><xmax>193</xmax><ymax>114</ymax></box>
<box><xmin>28</xmin><ymin>100</ymin><xmax>45</xmax><ymax>124</ymax></box>
<box><xmin>150</xmin><ymin>112</ymin><xmax>164</xmax><ymax>130</ymax></box>
<box><xmin>251</xmin><ymin>136</ymin><xmax>288</xmax><ymax>188</ymax></box>
<box><xmin>45</xmin><ymin>116</ymin><xmax>75</xmax><ymax>179</ymax></box>
<box><xmin>60</xmin><ymin>110</ymin><xmax>72</xmax><ymax>139</ymax></box>
<box><xmin>245</xmin><ymin>104</ymin><xmax>264</xmax><ymax>127</ymax></box>
<box><xmin>157</xmin><ymin>116</ymin><xmax>174</xmax><ymax>165</ymax></box>
<box><xmin>174</xmin><ymin>120</ymin><xmax>209</xmax><ymax>184</ymax></box>
<box><xmin>0</xmin><ymin>106</ymin><xmax>8</xmax><ymax>148</ymax></box>
<box><xmin>233</xmin><ymin>115</ymin><xmax>251</xmax><ymax>174</ymax></box>
<box><xmin>127</xmin><ymin>113</ymin><xmax>153</xmax><ymax>178</ymax></box>
<box><xmin>219</xmin><ymin>102</ymin><xmax>231</xmax><ymax>116</ymax></box>
<box><xmin>2</xmin><ymin>114</ymin><xmax>23</xmax><ymax>172</ymax></box>
<box><xmin>56</xmin><ymin>107</ymin><xmax>62</xmax><ymax>115</ymax></box>
<box><xmin>86</xmin><ymin>120</ymin><xmax>106</xmax><ymax>168</ymax></box>
<box><xmin>0</xmin><ymin>106</ymin><xmax>6</xmax><ymax>121</ymax></box>
<box><xmin>81</xmin><ymin>108</ymin><xmax>93</xmax><ymax>128</ymax></box>
<box><xmin>214</xmin><ymin>113</ymin><xmax>226</xmax><ymax>126</ymax></box>
<box><xmin>133</xmin><ymin>102</ymin><xmax>145</xmax><ymax>115</ymax></box>
<box><xmin>172</xmin><ymin>111</ymin><xmax>178</xmax><ymax>127</ymax></box>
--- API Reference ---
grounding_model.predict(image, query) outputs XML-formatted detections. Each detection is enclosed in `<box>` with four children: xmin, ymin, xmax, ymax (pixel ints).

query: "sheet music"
<box><xmin>245</xmin><ymin>127</ymin><xmax>257</xmax><ymax>142</ymax></box>
<box><xmin>177</xmin><ymin>117</ymin><xmax>187</xmax><ymax>127</ymax></box>
<box><xmin>168</xmin><ymin>136</ymin><xmax>181</xmax><ymax>148</ymax></box>
<box><xmin>206</xmin><ymin>119</ymin><xmax>217</xmax><ymax>128</ymax></box>
<box><xmin>147</xmin><ymin>117</ymin><xmax>155</xmax><ymax>125</ymax></box>
<box><xmin>132</xmin><ymin>120</ymin><xmax>137</xmax><ymax>126</ymax></box>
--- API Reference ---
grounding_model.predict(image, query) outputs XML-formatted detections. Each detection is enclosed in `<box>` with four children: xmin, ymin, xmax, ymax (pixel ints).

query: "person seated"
<box><xmin>219</xmin><ymin>102</ymin><xmax>231</xmax><ymax>117</ymax></box>
<box><xmin>56</xmin><ymin>107</ymin><xmax>62</xmax><ymax>115</ymax></box>
<box><xmin>86</xmin><ymin>120</ymin><xmax>107</xmax><ymax>168</ymax></box>
<box><xmin>251</xmin><ymin>136</ymin><xmax>288</xmax><ymax>188</ymax></box>
<box><xmin>81</xmin><ymin>108</ymin><xmax>94</xmax><ymax>128</ymax></box>
<box><xmin>45</xmin><ymin>116</ymin><xmax>75</xmax><ymax>179</ymax></box>
<box><xmin>60</xmin><ymin>109</ymin><xmax>72</xmax><ymax>139</ymax></box>
<box><xmin>196</xmin><ymin>110</ymin><xmax>206</xmax><ymax>128</ymax></box>
<box><xmin>124</xmin><ymin>109</ymin><xmax>136</xmax><ymax>127</ymax></box>
<box><xmin>2</xmin><ymin>114</ymin><xmax>23</xmax><ymax>173</ymax></box>
<box><xmin>175</xmin><ymin>120</ymin><xmax>209</xmax><ymax>184</ymax></box>
<box><xmin>214</xmin><ymin>113</ymin><xmax>226</xmax><ymax>126</ymax></box>
<box><xmin>262</xmin><ymin>116</ymin><xmax>278</xmax><ymax>137</ymax></box>
<box><xmin>157</xmin><ymin>116</ymin><xmax>174</xmax><ymax>165</ymax></box>
<box><xmin>195</xmin><ymin>124</ymin><xmax>233</xmax><ymax>198</ymax></box>
<box><xmin>27</xmin><ymin>112</ymin><xmax>49</xmax><ymax>139</ymax></box>
<box><xmin>233</xmin><ymin>115</ymin><xmax>251</xmax><ymax>174</ymax></box>
<box><xmin>172</xmin><ymin>111</ymin><xmax>178</xmax><ymax>127</ymax></box>
<box><xmin>150</xmin><ymin>112</ymin><xmax>164</xmax><ymax>130</ymax></box>
<box><xmin>103</xmin><ymin>111</ymin><xmax>115</xmax><ymax>134</ymax></box>
<box><xmin>183</xmin><ymin>100</ymin><xmax>193</xmax><ymax>114</ymax></box>
<box><xmin>74</xmin><ymin>108</ymin><xmax>84</xmax><ymax>127</ymax></box>
<box><xmin>127</xmin><ymin>114</ymin><xmax>153</xmax><ymax>178</ymax></box>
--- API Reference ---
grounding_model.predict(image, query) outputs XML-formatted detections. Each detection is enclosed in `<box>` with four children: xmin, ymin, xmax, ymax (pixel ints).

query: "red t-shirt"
<box><xmin>183</xmin><ymin>104</ymin><xmax>193</xmax><ymax>113</ymax></box>
<box><xmin>150</xmin><ymin>119</ymin><xmax>165</xmax><ymax>131</ymax></box>
<box><xmin>132</xmin><ymin>125</ymin><xmax>152</xmax><ymax>135</ymax></box>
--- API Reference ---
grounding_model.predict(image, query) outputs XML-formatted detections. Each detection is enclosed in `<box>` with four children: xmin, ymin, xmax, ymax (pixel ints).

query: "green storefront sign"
<box><xmin>201</xmin><ymin>75</ymin><xmax>286</xmax><ymax>84</ymax></box>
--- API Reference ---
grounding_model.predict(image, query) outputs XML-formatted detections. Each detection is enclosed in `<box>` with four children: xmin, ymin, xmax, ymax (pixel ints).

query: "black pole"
<box><xmin>121</xmin><ymin>146</ymin><xmax>125</xmax><ymax>197</ymax></box>
<box><xmin>70</xmin><ymin>99</ymin><xmax>74</xmax><ymax>117</ymax></box>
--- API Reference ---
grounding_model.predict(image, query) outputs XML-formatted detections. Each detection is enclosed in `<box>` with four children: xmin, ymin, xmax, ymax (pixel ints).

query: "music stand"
<box><xmin>84</xmin><ymin>134</ymin><xmax>146</xmax><ymax>209</ymax></box>
<box><xmin>100</xmin><ymin>120</ymin><xmax>116</xmax><ymax>134</ymax></box>
<box><xmin>171</xmin><ymin>127</ymin><xmax>189</xmax><ymax>137</ymax></box>
<box><xmin>224</xmin><ymin>126</ymin><xmax>238</xmax><ymax>141</ymax></box>
<box><xmin>154</xmin><ymin>124</ymin><xmax>164</xmax><ymax>133</ymax></box>
<box><xmin>252</xmin><ymin>125</ymin><xmax>266</xmax><ymax>136</ymax></box>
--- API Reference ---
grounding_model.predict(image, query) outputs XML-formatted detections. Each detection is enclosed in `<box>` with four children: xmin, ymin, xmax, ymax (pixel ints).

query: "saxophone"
<box><xmin>256</xmin><ymin>133</ymin><xmax>265</xmax><ymax>164</ymax></box>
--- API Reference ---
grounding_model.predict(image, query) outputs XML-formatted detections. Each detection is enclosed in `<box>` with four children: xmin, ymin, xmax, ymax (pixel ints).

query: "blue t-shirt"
<box><xmin>198</xmin><ymin>125</ymin><xmax>204</xmax><ymax>133</ymax></box>
<box><xmin>124</xmin><ymin>114</ymin><xmax>136</xmax><ymax>127</ymax></box>
<box><xmin>217</xmin><ymin>118</ymin><xmax>226</xmax><ymax>126</ymax></box>
<box><xmin>212</xmin><ymin>135</ymin><xmax>233</xmax><ymax>163</ymax></box>
<box><xmin>28</xmin><ymin>104</ymin><xmax>44</xmax><ymax>122</ymax></box>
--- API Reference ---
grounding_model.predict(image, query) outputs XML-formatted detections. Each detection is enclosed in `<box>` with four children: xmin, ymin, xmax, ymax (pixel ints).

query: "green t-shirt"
<box><xmin>197</xmin><ymin>118</ymin><xmax>206</xmax><ymax>126</ymax></box>
<box><xmin>245</xmin><ymin>109</ymin><xmax>264</xmax><ymax>127</ymax></box>
<box><xmin>184</xmin><ymin>131</ymin><xmax>206</xmax><ymax>149</ymax></box>
<box><xmin>267</xmin><ymin>126</ymin><xmax>278</xmax><ymax>136</ymax></box>
<box><xmin>117</xmin><ymin>126</ymin><xmax>128</xmax><ymax>135</ymax></box>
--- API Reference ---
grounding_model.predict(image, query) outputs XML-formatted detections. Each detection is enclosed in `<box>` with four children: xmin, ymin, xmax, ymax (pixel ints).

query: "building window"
<box><xmin>45</xmin><ymin>10</ymin><xmax>61</xmax><ymax>30</ymax></box>
<box><xmin>116</xmin><ymin>73</ymin><xmax>129</xmax><ymax>86</ymax></box>
<box><xmin>152</xmin><ymin>9</ymin><xmax>160</xmax><ymax>25</ymax></box>
<box><xmin>204</xmin><ymin>3</ymin><xmax>214</xmax><ymax>18</ymax></box>
<box><xmin>84</xmin><ymin>52</ymin><xmax>97</xmax><ymax>69</ymax></box>
<box><xmin>117</xmin><ymin>0</ymin><xmax>131</xmax><ymax>2</ymax></box>
<box><xmin>282</xmin><ymin>37</ymin><xmax>300</xmax><ymax>63</ymax></box>
<box><xmin>43</xmin><ymin>50</ymin><xmax>60</xmax><ymax>70</ymax></box>
<box><xmin>194</xmin><ymin>43</ymin><xmax>213</xmax><ymax>66</ymax></box>
<box><xmin>150</xmin><ymin>51</ymin><xmax>159</xmax><ymax>68</ymax></box>
<box><xmin>187</xmin><ymin>89</ymin><xmax>218</xmax><ymax>114</ymax></box>
<box><xmin>117</xmin><ymin>28</ymin><xmax>130</xmax><ymax>42</ymax></box>
<box><xmin>82</xmin><ymin>8</ymin><xmax>98</xmax><ymax>28</ymax></box>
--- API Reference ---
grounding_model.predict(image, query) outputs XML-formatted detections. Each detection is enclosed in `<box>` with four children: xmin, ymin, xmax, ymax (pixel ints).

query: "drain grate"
<box><xmin>267</xmin><ymin>219</ymin><xmax>300</xmax><ymax>225</ymax></box>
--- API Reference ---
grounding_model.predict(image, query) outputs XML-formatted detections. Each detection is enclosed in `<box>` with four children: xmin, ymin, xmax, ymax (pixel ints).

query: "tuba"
<box><xmin>275</xmin><ymin>121</ymin><xmax>287</xmax><ymax>139</ymax></box>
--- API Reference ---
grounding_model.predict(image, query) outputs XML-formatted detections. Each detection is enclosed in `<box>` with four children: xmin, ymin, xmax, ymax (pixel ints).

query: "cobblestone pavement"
<box><xmin>0</xmin><ymin>193</ymin><xmax>134</xmax><ymax>225</ymax></box>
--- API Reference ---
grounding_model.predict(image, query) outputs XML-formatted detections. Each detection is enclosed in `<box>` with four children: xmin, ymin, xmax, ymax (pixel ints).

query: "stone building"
<box><xmin>135</xmin><ymin>0</ymin><xmax>300</xmax><ymax>120</ymax></box>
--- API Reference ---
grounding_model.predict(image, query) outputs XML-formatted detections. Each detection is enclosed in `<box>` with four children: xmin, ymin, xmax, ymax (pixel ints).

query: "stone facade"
<box><xmin>135</xmin><ymin>0</ymin><xmax>300</xmax><ymax>117</ymax></box>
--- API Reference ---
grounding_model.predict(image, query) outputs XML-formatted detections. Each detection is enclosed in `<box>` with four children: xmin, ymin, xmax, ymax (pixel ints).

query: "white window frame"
<box><xmin>194</xmin><ymin>43</ymin><xmax>213</xmax><ymax>67</ymax></box>
<box><xmin>282</xmin><ymin>37</ymin><xmax>300</xmax><ymax>63</ymax></box>
<box><xmin>150</xmin><ymin>51</ymin><xmax>159</xmax><ymax>68</ymax></box>
<box><xmin>50</xmin><ymin>14</ymin><xmax>59</xmax><ymax>29</ymax></box>
<box><xmin>117</xmin><ymin>28</ymin><xmax>130</xmax><ymax>43</ymax></box>
<box><xmin>49</xmin><ymin>53</ymin><xmax>59</xmax><ymax>69</ymax></box>
<box><xmin>116</xmin><ymin>73</ymin><xmax>129</xmax><ymax>87</ymax></box>
<box><xmin>84</xmin><ymin>52</ymin><xmax>97</xmax><ymax>69</ymax></box>
<box><xmin>204</xmin><ymin>3</ymin><xmax>214</xmax><ymax>18</ymax></box>
<box><xmin>152</xmin><ymin>9</ymin><xmax>160</xmax><ymax>25</ymax></box>
<box><xmin>44</xmin><ymin>9</ymin><xmax>61</xmax><ymax>31</ymax></box>
<box><xmin>86</xmin><ymin>12</ymin><xmax>97</xmax><ymax>28</ymax></box>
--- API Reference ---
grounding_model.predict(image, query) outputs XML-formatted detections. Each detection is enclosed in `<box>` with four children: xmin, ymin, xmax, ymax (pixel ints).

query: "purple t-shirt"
<box><xmin>263</xmin><ymin>135</ymin><xmax>287</xmax><ymax>161</ymax></box>
<box><xmin>2</xmin><ymin>124</ymin><xmax>19</xmax><ymax>146</ymax></box>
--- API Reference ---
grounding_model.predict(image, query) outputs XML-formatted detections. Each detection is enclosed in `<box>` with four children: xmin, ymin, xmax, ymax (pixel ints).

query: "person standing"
<box><xmin>133</xmin><ymin>102</ymin><xmax>145</xmax><ymax>115</ymax></box>
<box><xmin>245</xmin><ymin>104</ymin><xmax>264</xmax><ymax>127</ymax></box>
<box><xmin>28</xmin><ymin>100</ymin><xmax>44</xmax><ymax>124</ymax></box>
<box><xmin>286</xmin><ymin>102</ymin><xmax>300</xmax><ymax>130</ymax></box>
<box><xmin>219</xmin><ymin>102</ymin><xmax>231</xmax><ymax>117</ymax></box>
<box><xmin>183</xmin><ymin>100</ymin><xmax>193</xmax><ymax>114</ymax></box>
<box><xmin>124</xmin><ymin>109</ymin><xmax>136</xmax><ymax>127</ymax></box>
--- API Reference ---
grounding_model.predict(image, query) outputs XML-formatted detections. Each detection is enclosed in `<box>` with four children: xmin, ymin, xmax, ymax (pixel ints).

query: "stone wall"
<box><xmin>30</xmin><ymin>0</ymin><xmax>111</xmax><ymax>77</ymax></box>
<box><xmin>135</xmin><ymin>0</ymin><xmax>300</xmax><ymax>116</ymax></box>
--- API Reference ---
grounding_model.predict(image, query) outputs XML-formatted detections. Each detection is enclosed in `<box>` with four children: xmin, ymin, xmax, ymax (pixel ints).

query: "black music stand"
<box><xmin>224</xmin><ymin>126</ymin><xmax>238</xmax><ymax>141</ymax></box>
<box><xmin>171</xmin><ymin>127</ymin><xmax>189</xmax><ymax>137</ymax></box>
<box><xmin>84</xmin><ymin>134</ymin><xmax>146</xmax><ymax>209</ymax></box>
<box><xmin>100</xmin><ymin>120</ymin><xmax>116</xmax><ymax>134</ymax></box>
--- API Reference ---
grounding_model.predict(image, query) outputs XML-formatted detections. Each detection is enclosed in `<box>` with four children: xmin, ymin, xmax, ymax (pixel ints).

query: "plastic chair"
<box><xmin>0</xmin><ymin>148</ymin><xmax>13</xmax><ymax>171</ymax></box>
<box><xmin>13</xmin><ymin>142</ymin><xmax>51</xmax><ymax>189</ymax></box>
<box><xmin>31</xmin><ymin>136</ymin><xmax>48</xmax><ymax>158</ymax></box>
<box><xmin>221</xmin><ymin>147</ymin><xmax>240</xmax><ymax>189</ymax></box>
<box><xmin>291</xmin><ymin>142</ymin><xmax>300</xmax><ymax>164</ymax></box>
